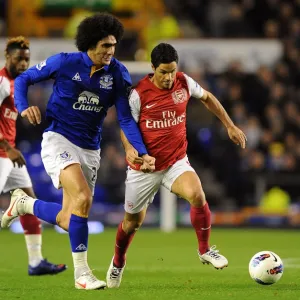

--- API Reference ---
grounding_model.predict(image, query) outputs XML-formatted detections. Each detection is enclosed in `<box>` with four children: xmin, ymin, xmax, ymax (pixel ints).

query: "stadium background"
<box><xmin>0</xmin><ymin>0</ymin><xmax>300</xmax><ymax>230</ymax></box>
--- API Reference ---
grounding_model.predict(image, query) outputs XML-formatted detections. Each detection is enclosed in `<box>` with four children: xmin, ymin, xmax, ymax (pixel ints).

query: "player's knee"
<box><xmin>123</xmin><ymin>219</ymin><xmax>142</xmax><ymax>234</ymax></box>
<box><xmin>74</xmin><ymin>188</ymin><xmax>93</xmax><ymax>214</ymax></box>
<box><xmin>187</xmin><ymin>188</ymin><xmax>206</xmax><ymax>206</ymax></box>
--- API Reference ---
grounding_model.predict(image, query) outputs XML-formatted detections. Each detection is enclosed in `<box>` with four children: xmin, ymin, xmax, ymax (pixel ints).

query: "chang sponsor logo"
<box><xmin>73</xmin><ymin>91</ymin><xmax>103</xmax><ymax>112</ymax></box>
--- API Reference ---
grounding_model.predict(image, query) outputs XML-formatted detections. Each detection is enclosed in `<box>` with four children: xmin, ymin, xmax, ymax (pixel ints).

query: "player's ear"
<box><xmin>151</xmin><ymin>64</ymin><xmax>155</xmax><ymax>72</ymax></box>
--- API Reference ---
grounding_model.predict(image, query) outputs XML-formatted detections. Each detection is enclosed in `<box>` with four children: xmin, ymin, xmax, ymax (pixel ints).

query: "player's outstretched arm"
<box><xmin>14</xmin><ymin>53</ymin><xmax>63</xmax><ymax>124</ymax></box>
<box><xmin>200</xmin><ymin>90</ymin><xmax>247</xmax><ymax>149</ymax></box>
<box><xmin>0</xmin><ymin>133</ymin><xmax>26</xmax><ymax>167</ymax></box>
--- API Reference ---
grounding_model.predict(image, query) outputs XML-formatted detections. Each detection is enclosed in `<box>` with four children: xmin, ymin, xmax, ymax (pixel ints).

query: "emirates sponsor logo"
<box><xmin>4</xmin><ymin>108</ymin><xmax>18</xmax><ymax>120</ymax></box>
<box><xmin>145</xmin><ymin>110</ymin><xmax>185</xmax><ymax>129</ymax></box>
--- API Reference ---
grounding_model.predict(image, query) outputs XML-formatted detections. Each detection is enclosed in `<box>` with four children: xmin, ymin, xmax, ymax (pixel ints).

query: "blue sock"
<box><xmin>33</xmin><ymin>200</ymin><xmax>62</xmax><ymax>224</ymax></box>
<box><xmin>69</xmin><ymin>214</ymin><xmax>88</xmax><ymax>252</ymax></box>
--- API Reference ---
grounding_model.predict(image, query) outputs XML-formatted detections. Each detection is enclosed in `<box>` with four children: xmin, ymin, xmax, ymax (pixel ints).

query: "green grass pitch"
<box><xmin>0</xmin><ymin>228</ymin><xmax>299</xmax><ymax>300</ymax></box>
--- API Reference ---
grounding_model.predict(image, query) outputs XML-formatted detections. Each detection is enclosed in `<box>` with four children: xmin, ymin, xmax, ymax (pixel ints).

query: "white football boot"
<box><xmin>198</xmin><ymin>245</ymin><xmax>228</xmax><ymax>269</ymax></box>
<box><xmin>75</xmin><ymin>270</ymin><xmax>106</xmax><ymax>290</ymax></box>
<box><xmin>1</xmin><ymin>189</ymin><xmax>35</xmax><ymax>228</ymax></box>
<box><xmin>106</xmin><ymin>256</ymin><xmax>126</xmax><ymax>288</ymax></box>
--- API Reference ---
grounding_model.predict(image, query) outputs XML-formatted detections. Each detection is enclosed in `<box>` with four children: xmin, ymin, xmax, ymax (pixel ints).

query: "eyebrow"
<box><xmin>102</xmin><ymin>43</ymin><xmax>117</xmax><ymax>47</ymax></box>
<box><xmin>160</xmin><ymin>68</ymin><xmax>176</xmax><ymax>73</ymax></box>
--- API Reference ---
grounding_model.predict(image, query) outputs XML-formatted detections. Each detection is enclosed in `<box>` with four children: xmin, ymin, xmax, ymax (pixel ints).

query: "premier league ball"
<box><xmin>249</xmin><ymin>251</ymin><xmax>283</xmax><ymax>285</ymax></box>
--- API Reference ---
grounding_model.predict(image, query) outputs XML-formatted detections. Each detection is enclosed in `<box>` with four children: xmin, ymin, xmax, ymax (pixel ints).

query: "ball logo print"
<box><xmin>249</xmin><ymin>251</ymin><xmax>283</xmax><ymax>285</ymax></box>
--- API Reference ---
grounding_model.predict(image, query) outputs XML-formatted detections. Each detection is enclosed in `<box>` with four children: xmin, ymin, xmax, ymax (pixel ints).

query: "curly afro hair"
<box><xmin>151</xmin><ymin>43</ymin><xmax>179</xmax><ymax>69</ymax></box>
<box><xmin>5</xmin><ymin>36</ymin><xmax>29</xmax><ymax>56</ymax></box>
<box><xmin>75</xmin><ymin>13</ymin><xmax>124</xmax><ymax>52</ymax></box>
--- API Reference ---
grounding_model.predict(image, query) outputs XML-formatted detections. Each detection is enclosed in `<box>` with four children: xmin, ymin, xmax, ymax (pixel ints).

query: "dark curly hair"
<box><xmin>151</xmin><ymin>43</ymin><xmax>179</xmax><ymax>69</ymax></box>
<box><xmin>75</xmin><ymin>13</ymin><xmax>124</xmax><ymax>52</ymax></box>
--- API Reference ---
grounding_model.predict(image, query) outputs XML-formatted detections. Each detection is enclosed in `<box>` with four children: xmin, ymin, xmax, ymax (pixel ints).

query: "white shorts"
<box><xmin>41</xmin><ymin>131</ymin><xmax>101</xmax><ymax>194</ymax></box>
<box><xmin>0</xmin><ymin>157</ymin><xmax>32</xmax><ymax>193</ymax></box>
<box><xmin>125</xmin><ymin>155</ymin><xmax>195</xmax><ymax>213</ymax></box>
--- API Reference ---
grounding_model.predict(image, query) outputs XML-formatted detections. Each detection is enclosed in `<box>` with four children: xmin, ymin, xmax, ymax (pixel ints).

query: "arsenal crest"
<box><xmin>172</xmin><ymin>88</ymin><xmax>188</xmax><ymax>104</ymax></box>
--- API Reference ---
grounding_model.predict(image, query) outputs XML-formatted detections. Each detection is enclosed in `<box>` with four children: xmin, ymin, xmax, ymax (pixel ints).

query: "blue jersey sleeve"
<box><xmin>14</xmin><ymin>53</ymin><xmax>63</xmax><ymax>113</ymax></box>
<box><xmin>114</xmin><ymin>66</ymin><xmax>148</xmax><ymax>156</ymax></box>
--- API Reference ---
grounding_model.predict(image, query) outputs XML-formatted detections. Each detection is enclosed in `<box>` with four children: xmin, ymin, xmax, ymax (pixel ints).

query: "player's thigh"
<box><xmin>0</xmin><ymin>157</ymin><xmax>13</xmax><ymax>193</ymax></box>
<box><xmin>163</xmin><ymin>155</ymin><xmax>206</xmax><ymax>205</ymax></box>
<box><xmin>125</xmin><ymin>168</ymin><xmax>163</xmax><ymax>214</ymax></box>
<box><xmin>80</xmin><ymin>148</ymin><xmax>101</xmax><ymax>195</ymax></box>
<box><xmin>2</xmin><ymin>164</ymin><xmax>32</xmax><ymax>193</ymax></box>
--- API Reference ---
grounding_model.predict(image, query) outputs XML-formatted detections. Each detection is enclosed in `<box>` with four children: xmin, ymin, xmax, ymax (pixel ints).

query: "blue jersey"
<box><xmin>14</xmin><ymin>52</ymin><xmax>147</xmax><ymax>155</ymax></box>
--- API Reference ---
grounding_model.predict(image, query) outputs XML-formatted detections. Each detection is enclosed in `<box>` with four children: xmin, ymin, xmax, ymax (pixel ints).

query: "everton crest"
<box><xmin>99</xmin><ymin>75</ymin><xmax>113</xmax><ymax>89</ymax></box>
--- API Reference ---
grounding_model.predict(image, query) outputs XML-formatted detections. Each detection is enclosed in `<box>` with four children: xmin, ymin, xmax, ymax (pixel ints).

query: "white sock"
<box><xmin>25</xmin><ymin>234</ymin><xmax>43</xmax><ymax>267</ymax></box>
<box><xmin>72</xmin><ymin>251</ymin><xmax>90</xmax><ymax>279</ymax></box>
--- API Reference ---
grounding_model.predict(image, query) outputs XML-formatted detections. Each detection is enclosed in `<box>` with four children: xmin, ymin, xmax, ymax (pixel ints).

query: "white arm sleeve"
<box><xmin>184</xmin><ymin>73</ymin><xmax>204</xmax><ymax>99</ymax></box>
<box><xmin>128</xmin><ymin>89</ymin><xmax>141</xmax><ymax>122</ymax></box>
<box><xmin>0</xmin><ymin>76</ymin><xmax>11</xmax><ymax>106</ymax></box>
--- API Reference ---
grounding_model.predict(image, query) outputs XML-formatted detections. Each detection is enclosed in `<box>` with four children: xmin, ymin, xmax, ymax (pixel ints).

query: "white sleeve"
<box><xmin>0</xmin><ymin>76</ymin><xmax>11</xmax><ymax>106</ymax></box>
<box><xmin>128</xmin><ymin>89</ymin><xmax>141</xmax><ymax>122</ymax></box>
<box><xmin>184</xmin><ymin>73</ymin><xmax>204</xmax><ymax>99</ymax></box>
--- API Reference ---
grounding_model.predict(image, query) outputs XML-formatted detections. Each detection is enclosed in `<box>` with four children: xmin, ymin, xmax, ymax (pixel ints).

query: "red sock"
<box><xmin>113</xmin><ymin>222</ymin><xmax>136</xmax><ymax>268</ymax></box>
<box><xmin>190</xmin><ymin>203</ymin><xmax>211</xmax><ymax>255</ymax></box>
<box><xmin>19</xmin><ymin>215</ymin><xmax>42</xmax><ymax>234</ymax></box>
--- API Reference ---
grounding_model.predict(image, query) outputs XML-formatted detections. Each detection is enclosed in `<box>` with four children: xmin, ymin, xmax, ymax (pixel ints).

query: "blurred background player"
<box><xmin>1</xmin><ymin>14</ymin><xmax>155</xmax><ymax>290</ymax></box>
<box><xmin>0</xmin><ymin>36</ymin><xmax>66</xmax><ymax>276</ymax></box>
<box><xmin>106</xmin><ymin>43</ymin><xmax>247</xmax><ymax>288</ymax></box>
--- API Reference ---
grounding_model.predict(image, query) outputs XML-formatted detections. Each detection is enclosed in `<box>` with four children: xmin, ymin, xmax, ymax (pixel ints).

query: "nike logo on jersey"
<box><xmin>145</xmin><ymin>103</ymin><xmax>156</xmax><ymax>109</ymax></box>
<box><xmin>72</xmin><ymin>73</ymin><xmax>82</xmax><ymax>81</ymax></box>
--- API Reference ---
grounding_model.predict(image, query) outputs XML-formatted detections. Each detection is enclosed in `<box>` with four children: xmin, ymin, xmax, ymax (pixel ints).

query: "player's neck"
<box><xmin>4</xmin><ymin>65</ymin><xmax>13</xmax><ymax>79</ymax></box>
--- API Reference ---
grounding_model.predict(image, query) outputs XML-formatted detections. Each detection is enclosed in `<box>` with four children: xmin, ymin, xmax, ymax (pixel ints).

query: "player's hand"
<box><xmin>227</xmin><ymin>125</ymin><xmax>247</xmax><ymax>149</ymax></box>
<box><xmin>7</xmin><ymin>147</ymin><xmax>26</xmax><ymax>168</ymax></box>
<box><xmin>140</xmin><ymin>154</ymin><xmax>156</xmax><ymax>173</ymax></box>
<box><xmin>125</xmin><ymin>147</ymin><xmax>144</xmax><ymax>165</ymax></box>
<box><xmin>21</xmin><ymin>106</ymin><xmax>41</xmax><ymax>125</ymax></box>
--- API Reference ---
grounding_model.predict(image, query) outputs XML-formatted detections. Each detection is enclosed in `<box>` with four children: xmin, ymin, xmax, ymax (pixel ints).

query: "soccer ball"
<box><xmin>249</xmin><ymin>251</ymin><xmax>283</xmax><ymax>285</ymax></box>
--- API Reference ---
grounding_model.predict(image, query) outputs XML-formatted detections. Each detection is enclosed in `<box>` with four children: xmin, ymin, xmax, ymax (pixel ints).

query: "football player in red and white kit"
<box><xmin>0</xmin><ymin>36</ymin><xmax>66</xmax><ymax>275</ymax></box>
<box><xmin>106</xmin><ymin>43</ymin><xmax>247</xmax><ymax>287</ymax></box>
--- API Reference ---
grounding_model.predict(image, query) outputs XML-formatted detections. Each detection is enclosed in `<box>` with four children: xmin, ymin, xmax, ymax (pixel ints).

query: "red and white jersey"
<box><xmin>129</xmin><ymin>72</ymin><xmax>204</xmax><ymax>171</ymax></box>
<box><xmin>0</xmin><ymin>67</ymin><xmax>17</xmax><ymax>158</ymax></box>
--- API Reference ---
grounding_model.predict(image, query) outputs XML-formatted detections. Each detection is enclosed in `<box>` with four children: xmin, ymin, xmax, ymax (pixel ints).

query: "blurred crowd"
<box><xmin>1</xmin><ymin>0</ymin><xmax>300</xmax><ymax>208</ymax></box>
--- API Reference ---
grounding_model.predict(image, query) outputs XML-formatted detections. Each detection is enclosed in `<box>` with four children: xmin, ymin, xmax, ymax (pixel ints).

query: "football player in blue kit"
<box><xmin>1</xmin><ymin>13</ymin><xmax>155</xmax><ymax>290</ymax></box>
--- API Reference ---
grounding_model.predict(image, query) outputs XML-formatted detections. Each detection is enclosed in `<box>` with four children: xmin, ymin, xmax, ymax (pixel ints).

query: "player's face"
<box><xmin>152</xmin><ymin>62</ymin><xmax>177</xmax><ymax>89</ymax></box>
<box><xmin>90</xmin><ymin>35</ymin><xmax>117</xmax><ymax>67</ymax></box>
<box><xmin>6</xmin><ymin>49</ymin><xmax>30</xmax><ymax>78</ymax></box>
